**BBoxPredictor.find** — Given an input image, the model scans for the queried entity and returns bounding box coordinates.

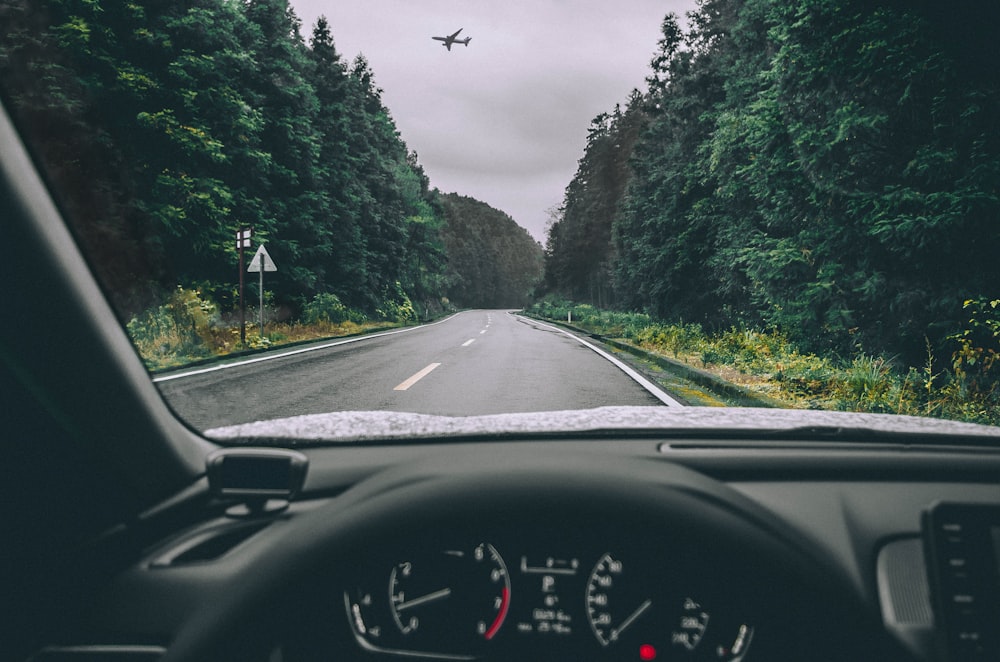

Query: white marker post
[236,227,252,344]
[247,244,277,340]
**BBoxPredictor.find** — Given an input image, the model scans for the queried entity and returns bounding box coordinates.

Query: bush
[632,323,703,358]
[376,283,417,323]
[303,293,347,325]
[835,354,895,412]
[301,293,369,325]
[942,299,1000,424]
[126,286,219,366]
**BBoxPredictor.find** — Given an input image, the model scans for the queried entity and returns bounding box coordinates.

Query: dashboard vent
[876,537,935,661]
[150,520,268,568]
[878,538,933,626]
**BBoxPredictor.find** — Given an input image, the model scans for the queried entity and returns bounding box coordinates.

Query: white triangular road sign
[247,244,277,272]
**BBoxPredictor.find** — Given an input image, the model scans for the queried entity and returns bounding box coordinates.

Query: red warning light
[639,644,657,660]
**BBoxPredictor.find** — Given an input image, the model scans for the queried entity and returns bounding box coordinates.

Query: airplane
[432,28,471,51]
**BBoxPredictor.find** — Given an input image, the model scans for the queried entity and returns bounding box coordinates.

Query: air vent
[876,537,935,660]
[150,520,268,568]
[26,645,165,661]
[878,537,933,626]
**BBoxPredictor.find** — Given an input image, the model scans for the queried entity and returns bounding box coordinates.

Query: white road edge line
[462,339,476,347]
[394,363,441,391]
[153,312,463,383]
[514,315,685,407]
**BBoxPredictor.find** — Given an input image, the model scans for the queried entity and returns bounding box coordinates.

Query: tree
[441,194,543,308]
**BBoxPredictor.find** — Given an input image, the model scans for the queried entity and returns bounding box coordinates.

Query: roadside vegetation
[127,287,423,371]
[528,299,1000,426]
[537,0,998,426]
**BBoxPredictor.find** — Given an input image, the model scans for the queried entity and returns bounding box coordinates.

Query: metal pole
[239,230,246,345]
[259,266,264,340]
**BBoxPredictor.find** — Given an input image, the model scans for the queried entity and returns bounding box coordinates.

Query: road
[155,310,680,430]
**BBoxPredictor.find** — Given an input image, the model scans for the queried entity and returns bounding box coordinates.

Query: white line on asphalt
[394,363,441,391]
[480,330,487,334]
[514,315,685,407]
[153,313,462,383]
[462,339,476,347]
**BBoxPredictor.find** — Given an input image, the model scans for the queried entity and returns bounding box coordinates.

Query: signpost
[236,227,252,344]
[247,244,277,340]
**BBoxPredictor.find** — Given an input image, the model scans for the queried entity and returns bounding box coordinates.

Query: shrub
[376,283,417,323]
[835,354,895,412]
[303,293,350,325]
[126,286,219,366]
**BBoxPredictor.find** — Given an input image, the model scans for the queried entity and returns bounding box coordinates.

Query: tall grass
[527,298,1000,426]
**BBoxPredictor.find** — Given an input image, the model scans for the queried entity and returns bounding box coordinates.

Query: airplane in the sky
[432,28,471,51]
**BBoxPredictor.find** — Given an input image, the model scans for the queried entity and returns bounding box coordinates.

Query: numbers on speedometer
[586,553,655,647]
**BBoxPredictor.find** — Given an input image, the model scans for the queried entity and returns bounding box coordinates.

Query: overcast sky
[288,1,698,242]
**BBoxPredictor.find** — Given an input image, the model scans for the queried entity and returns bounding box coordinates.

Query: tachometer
[388,542,511,643]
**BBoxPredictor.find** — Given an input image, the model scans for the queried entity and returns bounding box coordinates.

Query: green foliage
[635,324,703,359]
[543,96,646,307]
[835,355,895,413]
[376,283,417,324]
[0,0,543,325]
[951,300,1000,377]
[126,287,218,367]
[543,0,1000,373]
[530,299,999,425]
[439,194,544,308]
[301,293,367,325]
[943,299,1000,422]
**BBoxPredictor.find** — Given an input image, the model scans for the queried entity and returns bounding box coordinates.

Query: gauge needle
[610,599,652,641]
[395,588,452,612]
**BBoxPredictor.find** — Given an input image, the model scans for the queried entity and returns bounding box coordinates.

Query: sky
[289,1,698,243]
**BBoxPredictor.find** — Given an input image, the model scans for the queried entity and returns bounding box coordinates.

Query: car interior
[4,16,1000,662]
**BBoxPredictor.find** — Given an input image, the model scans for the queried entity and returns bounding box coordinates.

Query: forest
[543,0,1000,370]
[0,0,542,329]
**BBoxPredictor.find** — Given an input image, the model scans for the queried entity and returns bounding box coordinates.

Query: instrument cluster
[344,538,755,661]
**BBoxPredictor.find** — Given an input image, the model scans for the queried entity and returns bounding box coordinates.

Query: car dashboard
[20,437,1000,662]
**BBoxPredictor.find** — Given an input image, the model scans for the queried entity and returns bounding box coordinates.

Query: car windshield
[2,0,998,441]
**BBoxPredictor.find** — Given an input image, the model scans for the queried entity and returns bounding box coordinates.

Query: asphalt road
[155,310,680,430]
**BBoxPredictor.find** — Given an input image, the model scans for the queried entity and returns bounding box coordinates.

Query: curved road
[155,311,680,430]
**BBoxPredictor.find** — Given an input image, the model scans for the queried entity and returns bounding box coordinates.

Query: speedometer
[586,553,654,647]
[585,552,754,661]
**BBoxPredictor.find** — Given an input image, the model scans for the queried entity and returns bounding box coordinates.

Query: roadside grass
[527,299,1000,426]
[127,287,407,372]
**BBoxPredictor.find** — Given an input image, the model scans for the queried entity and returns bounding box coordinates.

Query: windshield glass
[2,0,998,439]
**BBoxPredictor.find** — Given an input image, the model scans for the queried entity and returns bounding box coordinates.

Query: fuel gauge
[712,622,754,661]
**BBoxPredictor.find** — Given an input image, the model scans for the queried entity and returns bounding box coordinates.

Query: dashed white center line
[480,330,487,334]
[462,339,476,347]
[394,363,441,391]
